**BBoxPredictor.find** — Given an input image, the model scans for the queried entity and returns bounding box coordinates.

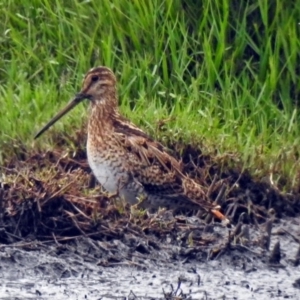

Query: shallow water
[0,217,299,299]
[1,263,299,299]
[0,248,299,299]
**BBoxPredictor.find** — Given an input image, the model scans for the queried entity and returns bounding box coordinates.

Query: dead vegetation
[0,137,299,250]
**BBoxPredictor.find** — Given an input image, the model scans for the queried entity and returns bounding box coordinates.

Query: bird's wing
[111,115,228,221]
[113,118,208,204]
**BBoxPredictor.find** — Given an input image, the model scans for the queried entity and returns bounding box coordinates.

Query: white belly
[88,154,122,192]
[87,151,139,204]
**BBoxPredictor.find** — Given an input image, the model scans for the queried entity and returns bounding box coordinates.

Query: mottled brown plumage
[35,66,228,222]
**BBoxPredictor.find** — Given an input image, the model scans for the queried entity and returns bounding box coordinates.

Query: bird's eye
[91,75,99,82]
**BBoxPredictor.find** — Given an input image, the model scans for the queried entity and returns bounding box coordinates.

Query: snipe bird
[35,66,228,222]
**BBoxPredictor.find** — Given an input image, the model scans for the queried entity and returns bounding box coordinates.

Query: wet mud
[0,144,300,299]
[0,218,299,299]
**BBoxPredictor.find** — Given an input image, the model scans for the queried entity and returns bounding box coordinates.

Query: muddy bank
[0,145,300,298]
[1,256,299,299]
[0,216,299,299]
[1,146,299,241]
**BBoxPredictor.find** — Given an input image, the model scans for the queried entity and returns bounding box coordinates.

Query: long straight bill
[34,94,86,139]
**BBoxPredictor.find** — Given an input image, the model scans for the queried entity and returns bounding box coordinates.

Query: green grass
[1,0,300,190]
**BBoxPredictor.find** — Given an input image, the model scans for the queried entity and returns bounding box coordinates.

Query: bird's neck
[87,98,118,138]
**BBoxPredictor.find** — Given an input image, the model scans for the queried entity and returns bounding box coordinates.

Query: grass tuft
[1,0,300,190]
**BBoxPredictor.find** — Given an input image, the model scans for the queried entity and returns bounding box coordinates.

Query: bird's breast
[87,145,124,192]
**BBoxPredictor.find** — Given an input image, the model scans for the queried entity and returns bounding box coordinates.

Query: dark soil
[0,141,300,299]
